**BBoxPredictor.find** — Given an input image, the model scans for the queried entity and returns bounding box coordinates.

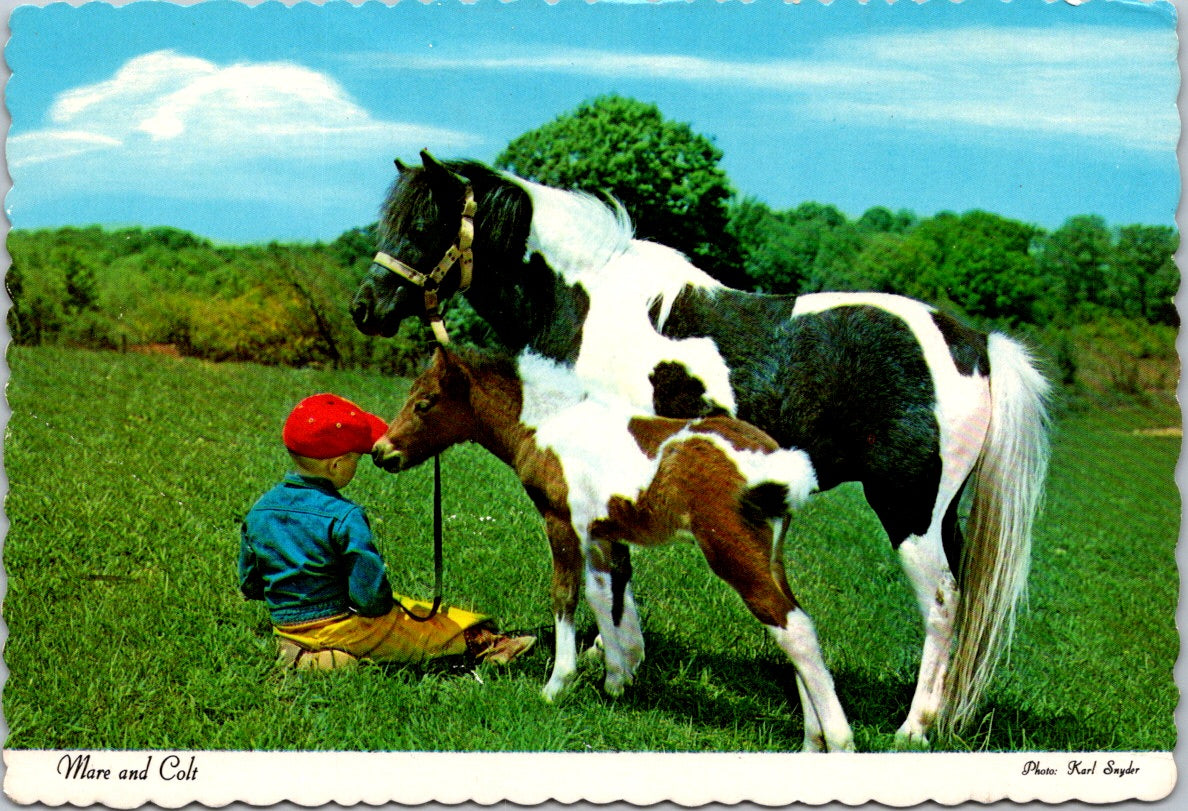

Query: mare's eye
[410,216,434,238]
[413,398,434,414]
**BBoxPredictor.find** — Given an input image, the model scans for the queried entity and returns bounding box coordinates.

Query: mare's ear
[421,149,465,191]
[395,157,411,173]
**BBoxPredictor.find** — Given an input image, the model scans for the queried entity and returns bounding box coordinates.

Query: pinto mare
[352,151,1051,744]
[374,347,855,752]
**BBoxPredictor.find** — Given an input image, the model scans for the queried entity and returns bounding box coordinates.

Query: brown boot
[465,625,536,665]
[478,634,536,665]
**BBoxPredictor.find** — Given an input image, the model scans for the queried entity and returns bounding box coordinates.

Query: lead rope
[396,441,446,623]
[374,191,475,622]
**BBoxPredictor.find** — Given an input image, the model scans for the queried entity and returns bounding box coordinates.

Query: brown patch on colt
[593,425,799,628]
[689,416,781,454]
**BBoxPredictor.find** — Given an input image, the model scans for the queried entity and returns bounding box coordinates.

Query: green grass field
[3,345,1179,752]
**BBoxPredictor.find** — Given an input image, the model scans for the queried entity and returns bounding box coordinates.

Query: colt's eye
[413,398,434,414]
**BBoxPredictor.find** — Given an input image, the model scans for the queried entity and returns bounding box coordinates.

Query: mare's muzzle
[350,268,420,337]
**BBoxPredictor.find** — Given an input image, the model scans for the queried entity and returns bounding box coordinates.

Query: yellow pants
[274,595,490,665]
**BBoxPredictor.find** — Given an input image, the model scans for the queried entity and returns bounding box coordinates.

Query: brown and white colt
[373,347,854,752]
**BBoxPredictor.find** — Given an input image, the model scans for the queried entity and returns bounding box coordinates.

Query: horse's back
[655,287,994,503]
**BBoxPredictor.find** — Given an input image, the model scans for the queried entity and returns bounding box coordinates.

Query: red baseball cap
[282,393,389,459]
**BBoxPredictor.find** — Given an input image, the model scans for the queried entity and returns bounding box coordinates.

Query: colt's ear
[395,157,411,173]
[429,345,450,376]
[421,149,465,190]
[434,347,470,398]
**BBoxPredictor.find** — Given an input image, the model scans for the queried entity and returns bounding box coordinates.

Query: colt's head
[372,347,475,472]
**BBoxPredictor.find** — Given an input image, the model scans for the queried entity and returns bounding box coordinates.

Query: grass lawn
[3,345,1179,752]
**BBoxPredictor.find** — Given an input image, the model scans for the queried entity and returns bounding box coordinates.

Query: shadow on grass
[565,629,1121,753]
[257,618,1119,753]
[954,699,1122,753]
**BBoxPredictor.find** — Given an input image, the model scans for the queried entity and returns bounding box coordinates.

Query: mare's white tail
[940,333,1051,736]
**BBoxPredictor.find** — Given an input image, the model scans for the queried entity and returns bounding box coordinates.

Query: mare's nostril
[351,297,370,328]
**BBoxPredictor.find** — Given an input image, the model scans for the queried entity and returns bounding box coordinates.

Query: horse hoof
[603,673,632,697]
[893,726,931,751]
[581,642,605,663]
[542,674,573,703]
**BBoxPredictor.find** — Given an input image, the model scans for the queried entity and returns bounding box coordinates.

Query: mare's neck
[466,177,618,363]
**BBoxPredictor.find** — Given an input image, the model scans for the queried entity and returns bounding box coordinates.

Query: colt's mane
[437,346,524,417]
[444,345,518,386]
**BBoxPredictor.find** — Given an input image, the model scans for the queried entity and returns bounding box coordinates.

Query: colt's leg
[768,609,854,752]
[542,514,583,702]
[584,538,644,696]
[695,514,854,753]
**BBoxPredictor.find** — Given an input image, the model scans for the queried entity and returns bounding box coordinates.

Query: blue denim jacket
[239,473,394,625]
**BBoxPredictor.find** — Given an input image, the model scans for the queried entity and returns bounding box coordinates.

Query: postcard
[2,0,1180,806]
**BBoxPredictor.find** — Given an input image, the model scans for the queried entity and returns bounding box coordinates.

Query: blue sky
[5,0,1180,245]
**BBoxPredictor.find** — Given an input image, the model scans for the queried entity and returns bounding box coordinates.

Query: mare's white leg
[543,614,578,702]
[770,609,854,752]
[895,373,990,746]
[895,531,958,747]
[616,582,644,672]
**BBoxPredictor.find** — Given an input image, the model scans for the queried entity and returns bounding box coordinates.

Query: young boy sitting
[239,393,534,671]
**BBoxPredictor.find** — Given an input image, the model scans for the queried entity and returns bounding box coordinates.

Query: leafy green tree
[872,211,1044,324]
[857,206,917,235]
[331,224,378,276]
[783,203,865,293]
[1111,224,1179,325]
[849,231,919,294]
[1037,215,1112,317]
[61,253,97,313]
[497,94,746,287]
[727,197,806,292]
[728,198,875,293]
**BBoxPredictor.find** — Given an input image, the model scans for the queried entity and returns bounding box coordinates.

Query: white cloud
[354,48,925,91]
[9,50,480,198]
[7,130,122,167]
[355,23,1177,153]
[808,26,1180,153]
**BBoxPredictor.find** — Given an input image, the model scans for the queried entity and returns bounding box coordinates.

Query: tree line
[7,95,1178,395]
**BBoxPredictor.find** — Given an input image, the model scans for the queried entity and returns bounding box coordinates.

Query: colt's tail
[738,447,818,528]
[940,333,1051,737]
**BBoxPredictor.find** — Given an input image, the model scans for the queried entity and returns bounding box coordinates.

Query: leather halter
[371,188,476,345]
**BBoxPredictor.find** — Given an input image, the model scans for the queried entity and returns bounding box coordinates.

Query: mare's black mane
[378,159,591,362]
[378,160,534,269]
